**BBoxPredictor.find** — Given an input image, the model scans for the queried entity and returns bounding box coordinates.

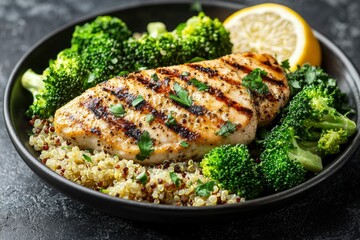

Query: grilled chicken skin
[54,52,289,164]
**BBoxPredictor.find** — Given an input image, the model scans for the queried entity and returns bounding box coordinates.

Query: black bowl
[4,0,360,223]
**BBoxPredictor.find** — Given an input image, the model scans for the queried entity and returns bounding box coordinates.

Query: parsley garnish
[216,121,237,137]
[189,78,209,91]
[146,113,155,123]
[136,171,148,185]
[181,71,190,77]
[187,57,206,63]
[151,73,159,81]
[110,103,126,117]
[180,141,189,147]
[82,154,92,163]
[166,111,176,126]
[131,95,144,107]
[136,131,154,161]
[281,59,290,72]
[169,172,180,187]
[305,67,316,85]
[242,68,269,94]
[195,180,216,197]
[169,83,193,107]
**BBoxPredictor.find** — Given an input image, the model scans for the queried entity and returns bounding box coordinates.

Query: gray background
[1,0,360,239]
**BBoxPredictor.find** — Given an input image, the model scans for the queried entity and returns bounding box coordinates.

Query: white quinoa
[29,117,244,206]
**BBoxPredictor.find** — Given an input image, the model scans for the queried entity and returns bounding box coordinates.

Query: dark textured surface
[1,0,360,239]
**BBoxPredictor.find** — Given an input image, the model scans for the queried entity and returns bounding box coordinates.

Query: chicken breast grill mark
[54,52,289,164]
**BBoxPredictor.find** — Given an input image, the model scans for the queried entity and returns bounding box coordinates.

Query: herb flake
[195,180,216,197]
[216,121,237,137]
[82,154,92,163]
[110,103,126,117]
[136,171,148,185]
[180,141,189,147]
[242,68,269,94]
[281,59,290,72]
[151,73,159,81]
[169,83,193,107]
[131,95,144,107]
[136,131,154,161]
[189,78,209,91]
[146,113,155,123]
[181,71,190,77]
[166,111,176,126]
[169,172,180,187]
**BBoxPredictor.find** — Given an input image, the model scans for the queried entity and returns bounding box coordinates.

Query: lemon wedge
[223,3,321,71]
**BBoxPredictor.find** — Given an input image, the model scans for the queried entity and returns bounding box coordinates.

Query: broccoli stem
[304,114,356,136]
[21,69,45,98]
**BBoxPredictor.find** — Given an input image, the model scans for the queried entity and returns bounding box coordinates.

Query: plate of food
[4,0,360,223]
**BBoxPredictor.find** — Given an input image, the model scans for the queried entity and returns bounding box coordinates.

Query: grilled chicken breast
[54,52,289,164]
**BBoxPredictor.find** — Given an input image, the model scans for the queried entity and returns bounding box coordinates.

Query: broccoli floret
[122,32,181,71]
[200,144,263,200]
[81,36,124,88]
[71,16,132,52]
[175,12,232,61]
[317,129,349,156]
[122,12,232,71]
[259,125,322,192]
[260,84,356,192]
[283,85,356,142]
[23,48,87,118]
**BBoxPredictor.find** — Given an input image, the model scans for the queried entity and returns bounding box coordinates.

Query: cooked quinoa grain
[29,117,244,206]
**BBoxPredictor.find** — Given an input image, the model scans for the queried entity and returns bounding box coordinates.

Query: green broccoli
[259,125,322,192]
[22,48,87,118]
[80,36,124,88]
[200,144,263,200]
[71,16,132,52]
[283,84,356,143]
[317,129,349,155]
[121,32,182,71]
[260,84,356,192]
[122,12,232,70]
[175,12,233,62]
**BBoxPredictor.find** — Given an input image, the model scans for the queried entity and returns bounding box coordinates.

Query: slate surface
[1,0,360,239]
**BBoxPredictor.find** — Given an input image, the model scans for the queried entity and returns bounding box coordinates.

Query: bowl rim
[4,0,360,217]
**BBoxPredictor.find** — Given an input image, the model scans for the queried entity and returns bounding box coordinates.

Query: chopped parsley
[169,83,193,107]
[181,71,190,77]
[136,171,148,185]
[242,68,269,94]
[216,121,237,137]
[180,141,189,147]
[166,111,176,125]
[195,180,216,197]
[189,78,209,91]
[169,172,180,187]
[136,131,154,161]
[187,57,206,63]
[109,103,126,117]
[281,59,290,72]
[131,95,144,107]
[151,73,159,81]
[82,154,92,163]
[146,113,155,123]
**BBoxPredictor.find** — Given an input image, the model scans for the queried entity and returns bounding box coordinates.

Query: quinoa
[29,117,244,206]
